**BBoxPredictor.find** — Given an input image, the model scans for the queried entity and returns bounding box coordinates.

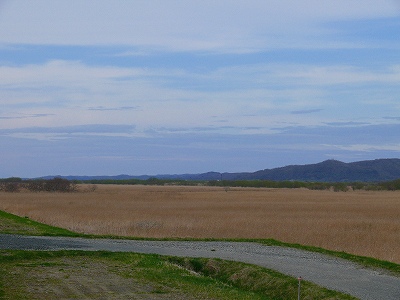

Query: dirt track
[1,234,400,300]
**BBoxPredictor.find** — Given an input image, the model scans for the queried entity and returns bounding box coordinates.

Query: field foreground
[0,185,399,263]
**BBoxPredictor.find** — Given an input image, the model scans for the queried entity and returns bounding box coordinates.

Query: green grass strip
[0,210,82,237]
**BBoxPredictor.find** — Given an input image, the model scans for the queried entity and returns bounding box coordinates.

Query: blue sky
[1,1,400,177]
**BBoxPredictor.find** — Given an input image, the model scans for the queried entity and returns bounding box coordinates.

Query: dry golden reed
[1,185,399,263]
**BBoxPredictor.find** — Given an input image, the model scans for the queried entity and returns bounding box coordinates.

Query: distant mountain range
[40,158,400,182]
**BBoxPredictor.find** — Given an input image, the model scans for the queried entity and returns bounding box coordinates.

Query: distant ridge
[231,159,400,182]
[39,158,400,182]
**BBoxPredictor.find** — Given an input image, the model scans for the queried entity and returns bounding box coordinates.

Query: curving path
[1,234,399,300]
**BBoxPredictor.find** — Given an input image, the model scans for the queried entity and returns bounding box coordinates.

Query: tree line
[1,177,400,192]
[206,179,400,191]
[82,178,400,191]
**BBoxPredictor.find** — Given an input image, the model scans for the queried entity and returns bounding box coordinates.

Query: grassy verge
[0,210,82,237]
[168,256,357,300]
[0,250,356,299]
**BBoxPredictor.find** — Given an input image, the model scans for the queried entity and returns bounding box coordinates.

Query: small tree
[25,180,46,192]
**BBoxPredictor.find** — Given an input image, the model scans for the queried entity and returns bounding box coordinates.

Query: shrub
[44,177,76,192]
[3,182,21,192]
[25,180,46,192]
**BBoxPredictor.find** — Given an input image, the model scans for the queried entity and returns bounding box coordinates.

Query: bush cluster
[0,177,77,193]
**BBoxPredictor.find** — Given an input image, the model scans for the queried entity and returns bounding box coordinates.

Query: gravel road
[1,234,399,300]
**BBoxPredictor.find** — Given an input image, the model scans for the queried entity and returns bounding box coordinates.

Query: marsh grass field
[0,184,399,263]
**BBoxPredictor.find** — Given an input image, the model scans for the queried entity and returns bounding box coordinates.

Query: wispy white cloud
[271,65,400,86]
[1,1,398,52]
[1,59,399,133]
[88,106,140,111]
[325,143,400,152]
[291,109,323,115]
[0,60,139,87]
[324,121,370,126]
[384,116,400,121]
[0,124,138,141]
[0,113,54,120]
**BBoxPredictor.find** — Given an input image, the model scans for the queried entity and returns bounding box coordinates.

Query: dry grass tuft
[0,184,399,263]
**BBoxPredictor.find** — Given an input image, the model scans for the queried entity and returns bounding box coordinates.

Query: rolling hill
[40,158,400,182]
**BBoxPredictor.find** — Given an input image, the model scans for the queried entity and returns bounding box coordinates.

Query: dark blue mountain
[38,158,400,182]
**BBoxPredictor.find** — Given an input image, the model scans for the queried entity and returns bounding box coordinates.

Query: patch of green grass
[169,256,357,300]
[0,250,356,300]
[0,210,81,237]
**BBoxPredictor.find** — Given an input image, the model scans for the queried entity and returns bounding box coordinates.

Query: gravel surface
[1,234,399,300]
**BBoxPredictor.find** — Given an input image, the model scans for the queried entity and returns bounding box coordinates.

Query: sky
[1,0,400,178]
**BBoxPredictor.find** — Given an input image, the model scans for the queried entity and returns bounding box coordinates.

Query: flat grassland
[0,185,399,263]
